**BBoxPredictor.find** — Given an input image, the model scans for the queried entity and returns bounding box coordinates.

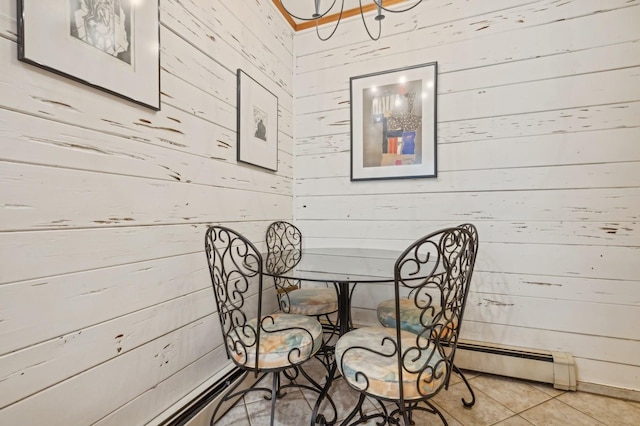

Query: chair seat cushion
[335,327,447,400]
[377,299,429,335]
[287,288,338,316]
[377,299,457,338]
[229,313,322,369]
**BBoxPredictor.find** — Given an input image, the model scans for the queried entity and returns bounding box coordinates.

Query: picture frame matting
[350,62,438,181]
[237,69,279,172]
[17,0,161,110]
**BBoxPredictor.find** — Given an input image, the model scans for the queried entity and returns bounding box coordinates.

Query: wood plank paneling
[0,315,221,425]
[294,162,640,192]
[295,66,640,126]
[94,347,228,426]
[295,0,638,66]
[295,188,640,222]
[0,109,292,194]
[0,223,270,285]
[0,0,294,423]
[0,288,212,409]
[293,0,640,393]
[299,220,640,247]
[0,162,290,230]
[0,254,208,353]
[295,9,640,94]
[296,100,640,140]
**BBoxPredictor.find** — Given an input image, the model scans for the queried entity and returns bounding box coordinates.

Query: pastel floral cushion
[377,299,457,338]
[285,288,338,316]
[228,313,322,369]
[335,327,447,400]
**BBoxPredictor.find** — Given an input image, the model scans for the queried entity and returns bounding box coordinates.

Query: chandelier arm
[373,0,424,13]
[315,1,346,41]
[278,0,339,21]
[360,0,382,40]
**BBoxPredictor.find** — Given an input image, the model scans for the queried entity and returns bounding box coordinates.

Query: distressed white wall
[0,0,292,424]
[293,0,640,393]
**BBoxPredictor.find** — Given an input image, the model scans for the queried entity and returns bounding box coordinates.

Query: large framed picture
[350,62,437,181]
[237,69,278,171]
[17,0,161,110]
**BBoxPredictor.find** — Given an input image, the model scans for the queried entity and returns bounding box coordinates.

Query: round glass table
[263,247,404,336]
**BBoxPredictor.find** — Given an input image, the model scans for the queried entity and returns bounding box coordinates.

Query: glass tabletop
[263,247,404,283]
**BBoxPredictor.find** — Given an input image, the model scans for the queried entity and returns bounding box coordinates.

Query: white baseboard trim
[577,381,640,403]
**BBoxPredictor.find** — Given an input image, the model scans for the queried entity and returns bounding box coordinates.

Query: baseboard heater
[453,339,577,391]
[159,368,258,426]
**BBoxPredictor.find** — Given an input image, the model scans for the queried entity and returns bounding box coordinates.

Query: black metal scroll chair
[335,226,477,425]
[375,223,479,408]
[265,221,340,345]
[205,226,331,426]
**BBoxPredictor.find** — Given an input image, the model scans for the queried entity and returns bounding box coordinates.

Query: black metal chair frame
[205,226,336,426]
[443,222,479,408]
[337,226,477,426]
[265,221,341,350]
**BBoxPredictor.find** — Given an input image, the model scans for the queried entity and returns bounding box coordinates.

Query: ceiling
[272,0,412,31]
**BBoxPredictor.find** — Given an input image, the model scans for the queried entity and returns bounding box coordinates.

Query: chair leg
[265,371,286,400]
[269,372,278,426]
[453,364,476,408]
[305,361,338,425]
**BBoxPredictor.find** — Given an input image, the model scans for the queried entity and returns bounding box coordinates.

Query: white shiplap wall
[293,0,640,393]
[0,0,292,424]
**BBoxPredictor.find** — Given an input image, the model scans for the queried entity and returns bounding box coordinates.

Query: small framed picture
[237,69,278,171]
[350,62,438,181]
[17,0,161,110]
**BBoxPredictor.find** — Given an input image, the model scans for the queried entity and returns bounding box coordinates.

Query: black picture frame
[237,69,278,171]
[17,0,161,110]
[350,62,438,181]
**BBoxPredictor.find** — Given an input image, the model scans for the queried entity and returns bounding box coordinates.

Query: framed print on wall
[350,62,437,181]
[237,69,278,171]
[17,0,161,111]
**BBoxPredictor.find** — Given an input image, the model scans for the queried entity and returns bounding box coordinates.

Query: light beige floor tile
[529,382,566,398]
[557,391,640,426]
[627,399,640,409]
[242,372,274,405]
[297,356,331,387]
[492,414,535,426]
[413,400,464,426]
[215,404,251,426]
[520,398,604,426]
[345,398,463,426]
[433,381,515,425]
[471,375,553,413]
[224,370,640,426]
[302,376,376,423]
[447,369,482,387]
[246,389,313,426]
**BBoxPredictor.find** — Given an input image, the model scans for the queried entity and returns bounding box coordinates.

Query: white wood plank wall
[293,0,640,393]
[0,0,293,424]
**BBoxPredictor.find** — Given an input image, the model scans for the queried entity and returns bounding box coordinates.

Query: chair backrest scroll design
[265,221,303,313]
[393,226,476,409]
[205,226,264,372]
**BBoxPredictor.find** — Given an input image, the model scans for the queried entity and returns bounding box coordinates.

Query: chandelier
[278,0,424,41]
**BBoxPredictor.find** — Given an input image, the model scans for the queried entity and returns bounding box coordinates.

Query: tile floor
[216,358,640,425]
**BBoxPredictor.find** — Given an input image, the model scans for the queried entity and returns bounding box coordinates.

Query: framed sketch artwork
[17,0,161,110]
[350,62,437,181]
[237,69,278,171]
